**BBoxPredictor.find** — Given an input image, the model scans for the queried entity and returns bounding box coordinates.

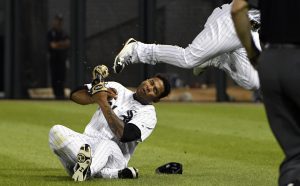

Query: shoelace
[123,55,133,66]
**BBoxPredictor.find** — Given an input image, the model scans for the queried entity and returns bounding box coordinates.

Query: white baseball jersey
[84,81,157,162]
[49,81,157,178]
[131,3,260,90]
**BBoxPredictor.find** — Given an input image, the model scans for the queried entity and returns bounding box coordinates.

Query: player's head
[136,74,171,103]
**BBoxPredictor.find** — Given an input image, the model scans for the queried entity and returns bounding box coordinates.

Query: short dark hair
[155,74,171,99]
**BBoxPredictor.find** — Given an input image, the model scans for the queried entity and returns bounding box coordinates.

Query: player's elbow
[70,87,94,105]
[231,0,248,16]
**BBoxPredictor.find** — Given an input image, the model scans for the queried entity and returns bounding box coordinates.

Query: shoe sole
[113,38,137,73]
[72,144,92,181]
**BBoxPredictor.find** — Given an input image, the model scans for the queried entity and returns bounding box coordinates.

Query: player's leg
[49,125,90,176]
[113,3,241,73]
[89,139,125,178]
[89,140,138,179]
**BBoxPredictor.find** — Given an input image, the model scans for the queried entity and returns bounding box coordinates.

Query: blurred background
[0,0,258,102]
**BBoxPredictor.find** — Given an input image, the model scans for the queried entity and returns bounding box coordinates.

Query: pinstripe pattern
[91,140,126,178]
[211,48,260,90]
[132,3,261,90]
[49,81,157,179]
[135,3,240,68]
[49,125,93,176]
[84,81,156,163]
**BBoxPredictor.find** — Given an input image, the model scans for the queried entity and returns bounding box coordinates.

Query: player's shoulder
[138,104,156,115]
[107,81,133,95]
[106,81,126,89]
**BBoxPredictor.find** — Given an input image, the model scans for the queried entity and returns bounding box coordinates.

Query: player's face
[136,77,165,103]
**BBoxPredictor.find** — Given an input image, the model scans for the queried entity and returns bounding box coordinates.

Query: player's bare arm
[232,0,260,65]
[71,87,117,105]
[92,92,125,139]
[70,88,94,105]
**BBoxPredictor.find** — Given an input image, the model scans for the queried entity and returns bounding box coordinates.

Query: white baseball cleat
[118,167,139,179]
[113,38,137,73]
[72,144,92,181]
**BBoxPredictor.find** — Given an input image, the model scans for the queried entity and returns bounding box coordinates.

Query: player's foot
[113,38,137,73]
[118,167,139,179]
[72,144,92,181]
[193,56,222,76]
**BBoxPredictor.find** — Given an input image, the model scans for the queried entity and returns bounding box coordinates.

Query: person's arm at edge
[231,0,260,65]
[91,92,124,139]
[70,86,95,105]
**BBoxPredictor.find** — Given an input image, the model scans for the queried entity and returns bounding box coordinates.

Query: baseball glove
[92,65,109,81]
[90,65,109,95]
[155,162,183,174]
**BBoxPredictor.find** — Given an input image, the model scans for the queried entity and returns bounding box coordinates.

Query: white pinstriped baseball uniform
[130,3,261,90]
[49,81,157,179]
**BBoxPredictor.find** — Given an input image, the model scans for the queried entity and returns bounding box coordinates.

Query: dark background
[0,0,233,99]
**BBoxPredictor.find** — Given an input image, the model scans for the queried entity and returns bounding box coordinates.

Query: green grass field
[0,100,282,186]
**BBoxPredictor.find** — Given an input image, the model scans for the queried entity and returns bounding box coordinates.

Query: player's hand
[107,88,118,101]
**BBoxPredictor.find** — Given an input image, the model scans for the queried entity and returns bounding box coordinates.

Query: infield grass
[0,100,282,186]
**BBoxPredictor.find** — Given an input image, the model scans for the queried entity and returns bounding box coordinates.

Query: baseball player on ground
[113,2,261,90]
[49,65,171,181]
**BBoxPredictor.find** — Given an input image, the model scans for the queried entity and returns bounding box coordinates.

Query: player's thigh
[186,24,241,63]
[49,125,90,156]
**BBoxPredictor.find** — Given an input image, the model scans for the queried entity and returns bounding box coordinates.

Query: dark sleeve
[248,0,259,9]
[120,123,141,142]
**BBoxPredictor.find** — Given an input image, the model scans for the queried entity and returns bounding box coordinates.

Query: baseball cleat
[113,38,137,73]
[118,167,139,179]
[72,144,92,181]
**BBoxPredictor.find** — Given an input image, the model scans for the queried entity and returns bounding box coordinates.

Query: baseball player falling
[49,65,171,181]
[113,2,261,91]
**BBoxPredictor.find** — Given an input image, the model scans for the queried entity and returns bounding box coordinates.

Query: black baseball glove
[155,162,183,174]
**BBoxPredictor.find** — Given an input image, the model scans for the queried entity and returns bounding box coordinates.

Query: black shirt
[249,0,300,44]
[47,28,69,53]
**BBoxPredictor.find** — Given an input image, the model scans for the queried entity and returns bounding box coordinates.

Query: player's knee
[49,125,65,148]
[49,125,64,137]
[183,47,204,68]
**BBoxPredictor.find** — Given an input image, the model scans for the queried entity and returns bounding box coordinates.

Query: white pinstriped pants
[133,3,259,90]
[49,125,126,179]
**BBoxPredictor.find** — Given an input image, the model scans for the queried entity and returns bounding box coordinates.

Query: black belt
[264,43,300,49]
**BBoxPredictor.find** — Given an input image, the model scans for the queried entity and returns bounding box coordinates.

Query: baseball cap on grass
[155,162,183,174]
